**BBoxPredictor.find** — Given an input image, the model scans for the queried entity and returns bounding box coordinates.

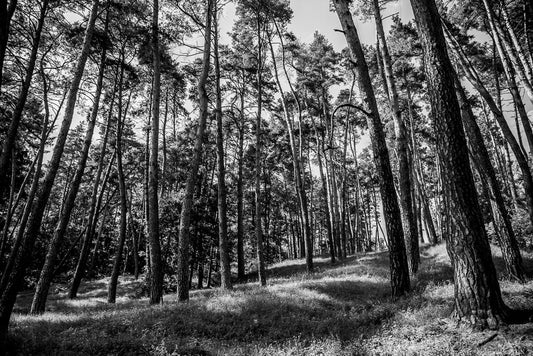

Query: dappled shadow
[7,278,395,355]
[13,277,146,315]
[7,243,533,355]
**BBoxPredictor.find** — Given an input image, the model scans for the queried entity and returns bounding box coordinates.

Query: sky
[218,0,415,49]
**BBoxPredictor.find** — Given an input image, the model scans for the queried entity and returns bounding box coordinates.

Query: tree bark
[0,0,48,200]
[454,74,524,282]
[147,0,164,305]
[444,24,533,231]
[373,0,418,274]
[267,26,313,272]
[0,0,100,344]
[410,0,510,328]
[334,0,410,296]
[176,0,213,301]
[30,21,108,313]
[254,9,267,287]
[108,55,128,304]
[213,6,232,290]
[0,0,17,89]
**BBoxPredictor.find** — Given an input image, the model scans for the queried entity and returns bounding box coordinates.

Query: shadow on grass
[7,243,533,355]
[7,278,396,355]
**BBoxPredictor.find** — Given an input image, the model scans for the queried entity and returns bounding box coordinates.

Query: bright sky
[219,0,415,49]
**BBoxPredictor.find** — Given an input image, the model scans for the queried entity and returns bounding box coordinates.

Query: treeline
[0,0,532,344]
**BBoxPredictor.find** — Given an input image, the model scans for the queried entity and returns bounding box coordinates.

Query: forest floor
[5,244,533,355]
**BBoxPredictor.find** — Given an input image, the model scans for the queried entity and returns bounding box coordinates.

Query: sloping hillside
[6,244,533,355]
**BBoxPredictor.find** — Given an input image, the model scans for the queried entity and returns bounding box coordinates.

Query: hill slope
[6,244,533,355]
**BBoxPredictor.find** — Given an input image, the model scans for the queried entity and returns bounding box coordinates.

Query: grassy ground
[5,244,533,355]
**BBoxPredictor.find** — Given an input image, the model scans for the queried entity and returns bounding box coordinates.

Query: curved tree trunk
[411,0,510,328]
[30,25,108,313]
[334,0,410,297]
[176,0,213,301]
[444,24,533,232]
[108,55,128,304]
[0,0,17,90]
[454,74,524,282]
[373,0,418,274]
[0,0,48,200]
[68,71,117,299]
[147,0,163,305]
[213,6,232,290]
[254,9,267,287]
[0,0,100,344]
[267,26,313,272]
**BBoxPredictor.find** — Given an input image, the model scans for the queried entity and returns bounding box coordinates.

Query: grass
[5,244,533,355]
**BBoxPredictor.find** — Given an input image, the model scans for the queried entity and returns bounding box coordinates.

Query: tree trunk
[267,27,313,272]
[30,23,108,313]
[236,123,245,281]
[176,0,213,301]
[147,0,164,305]
[68,79,117,299]
[410,0,510,328]
[444,24,533,231]
[334,0,410,296]
[311,115,335,263]
[254,10,267,287]
[0,0,16,89]
[454,74,524,282]
[213,7,232,290]
[0,0,100,344]
[0,0,47,199]
[373,0,418,274]
[108,56,128,304]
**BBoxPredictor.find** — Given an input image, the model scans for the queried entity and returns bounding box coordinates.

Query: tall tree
[333,0,410,296]
[0,0,100,344]
[148,0,164,305]
[213,1,232,290]
[410,0,510,327]
[0,0,16,89]
[176,0,213,301]
[0,0,48,201]
[30,11,109,314]
[372,0,418,274]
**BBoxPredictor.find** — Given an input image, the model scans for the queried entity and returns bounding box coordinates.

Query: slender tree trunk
[311,115,335,263]
[444,24,533,230]
[411,0,511,327]
[0,0,48,199]
[108,56,128,304]
[526,0,533,62]
[454,74,524,281]
[213,6,232,290]
[267,28,313,271]
[0,0,100,344]
[482,0,533,100]
[30,23,108,313]
[88,204,109,276]
[177,0,213,301]
[236,124,245,281]
[334,0,410,296]
[69,74,117,299]
[0,67,54,268]
[254,10,266,287]
[148,0,163,305]
[373,0,418,274]
[0,0,17,89]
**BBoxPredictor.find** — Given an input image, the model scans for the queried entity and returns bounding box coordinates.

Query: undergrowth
[6,244,533,355]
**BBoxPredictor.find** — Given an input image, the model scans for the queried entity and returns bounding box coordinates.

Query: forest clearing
[5,244,533,355]
[2,0,533,354]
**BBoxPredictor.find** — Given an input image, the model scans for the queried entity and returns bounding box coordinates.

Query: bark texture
[334,0,410,296]
[410,0,509,328]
